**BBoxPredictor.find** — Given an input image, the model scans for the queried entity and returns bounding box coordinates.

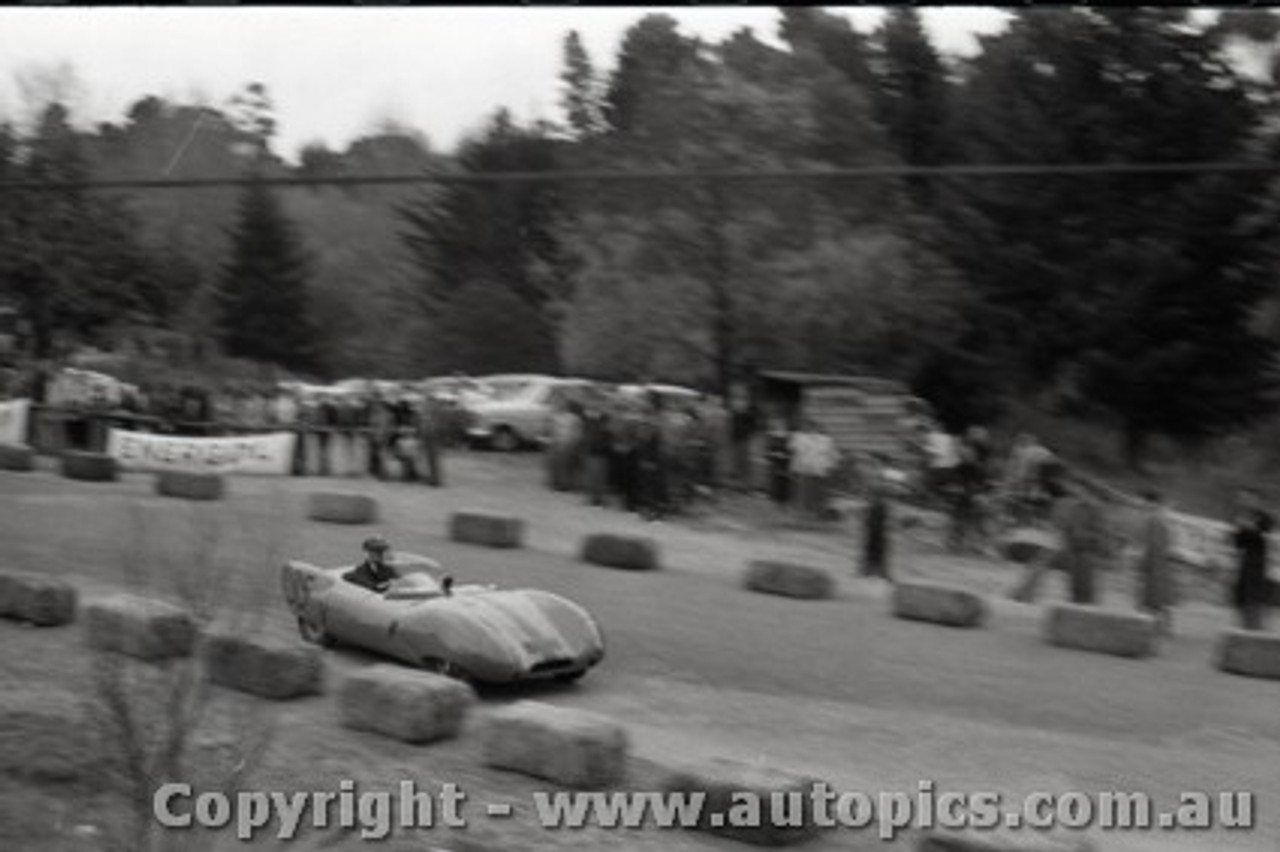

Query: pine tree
[560,31,606,139]
[398,110,565,374]
[603,14,701,134]
[0,103,160,358]
[869,9,952,168]
[219,178,320,374]
[943,9,1280,461]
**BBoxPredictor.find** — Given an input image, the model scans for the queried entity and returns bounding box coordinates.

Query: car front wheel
[420,656,473,684]
[490,426,520,453]
[297,616,336,648]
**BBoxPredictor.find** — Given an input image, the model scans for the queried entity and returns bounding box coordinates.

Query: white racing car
[280,552,604,684]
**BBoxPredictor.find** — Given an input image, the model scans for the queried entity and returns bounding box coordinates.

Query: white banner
[0,398,30,445]
[106,428,296,476]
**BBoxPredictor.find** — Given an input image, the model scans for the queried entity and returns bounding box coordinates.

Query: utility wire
[0,160,1279,193]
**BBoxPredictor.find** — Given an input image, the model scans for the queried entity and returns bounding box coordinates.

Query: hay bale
[659,757,829,846]
[338,665,475,744]
[0,571,77,626]
[1217,629,1280,681]
[744,561,835,601]
[202,632,324,699]
[892,581,988,628]
[0,443,35,472]
[83,595,196,660]
[155,470,226,501]
[1044,604,1158,659]
[60,451,118,483]
[0,706,105,785]
[580,534,660,571]
[917,827,1096,852]
[999,528,1061,564]
[307,492,379,525]
[482,701,628,788]
[449,511,525,549]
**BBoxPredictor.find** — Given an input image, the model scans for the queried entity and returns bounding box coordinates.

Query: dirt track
[0,454,1276,851]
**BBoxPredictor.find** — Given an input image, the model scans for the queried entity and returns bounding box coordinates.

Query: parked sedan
[465,375,595,451]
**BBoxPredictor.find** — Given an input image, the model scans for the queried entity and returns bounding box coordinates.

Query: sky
[0,6,1010,160]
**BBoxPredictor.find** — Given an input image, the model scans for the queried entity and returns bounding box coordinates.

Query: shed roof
[758,371,909,395]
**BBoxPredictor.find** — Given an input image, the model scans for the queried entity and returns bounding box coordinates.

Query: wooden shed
[756,371,934,467]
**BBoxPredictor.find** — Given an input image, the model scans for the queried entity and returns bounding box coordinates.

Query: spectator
[1231,489,1274,631]
[316,392,339,477]
[924,426,960,506]
[295,393,319,476]
[965,425,995,481]
[331,393,358,477]
[417,393,444,487]
[1135,490,1177,635]
[728,381,758,489]
[548,399,582,492]
[245,386,268,431]
[947,440,985,554]
[212,384,237,432]
[177,384,209,436]
[1053,484,1108,605]
[765,413,792,507]
[368,392,395,480]
[685,404,714,502]
[861,460,893,579]
[790,419,836,520]
[272,387,298,430]
[580,401,612,507]
[391,394,419,482]
[1004,433,1055,521]
[662,400,694,514]
[636,396,668,521]
[609,398,641,513]
[700,395,729,495]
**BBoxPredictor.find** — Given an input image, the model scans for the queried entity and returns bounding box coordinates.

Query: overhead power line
[1,160,1279,193]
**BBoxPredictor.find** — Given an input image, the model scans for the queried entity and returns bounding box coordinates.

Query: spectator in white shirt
[790,419,838,520]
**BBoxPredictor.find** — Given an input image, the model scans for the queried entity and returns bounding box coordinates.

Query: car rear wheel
[490,426,520,453]
[297,616,336,648]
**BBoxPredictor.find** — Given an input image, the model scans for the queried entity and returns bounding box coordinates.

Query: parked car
[617,382,704,409]
[421,375,493,409]
[280,551,605,684]
[465,375,596,451]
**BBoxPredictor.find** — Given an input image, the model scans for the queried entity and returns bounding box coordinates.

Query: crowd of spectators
[545,391,731,521]
[922,427,1069,554]
[545,391,853,524]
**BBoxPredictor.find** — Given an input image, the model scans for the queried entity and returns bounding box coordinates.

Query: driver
[344,536,398,592]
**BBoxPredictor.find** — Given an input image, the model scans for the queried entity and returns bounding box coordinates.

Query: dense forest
[4,8,1280,465]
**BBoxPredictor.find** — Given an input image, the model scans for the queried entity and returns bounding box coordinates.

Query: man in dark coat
[861,463,892,579]
[765,415,792,506]
[1053,487,1107,605]
[581,403,612,507]
[1135,490,1176,634]
[417,395,444,487]
[636,397,668,521]
[1231,489,1274,631]
[343,536,397,593]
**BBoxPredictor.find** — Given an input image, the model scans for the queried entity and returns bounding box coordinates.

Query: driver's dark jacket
[343,558,396,592]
